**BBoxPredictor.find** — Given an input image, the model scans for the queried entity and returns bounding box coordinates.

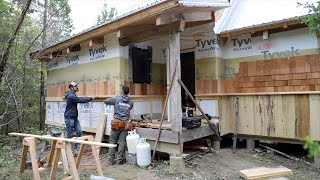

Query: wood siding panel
[309,95,320,140]
[238,96,255,135]
[295,95,310,138]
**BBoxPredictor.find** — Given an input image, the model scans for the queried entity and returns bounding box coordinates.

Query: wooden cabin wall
[121,38,168,96]
[218,94,320,141]
[196,54,320,94]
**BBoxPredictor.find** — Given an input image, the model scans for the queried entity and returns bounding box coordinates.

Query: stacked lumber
[239,166,292,180]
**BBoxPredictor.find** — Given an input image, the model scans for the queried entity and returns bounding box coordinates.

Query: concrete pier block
[212,140,220,151]
[246,139,255,151]
[170,155,185,171]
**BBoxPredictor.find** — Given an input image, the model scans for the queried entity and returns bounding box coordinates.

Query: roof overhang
[33,0,230,60]
[217,17,306,39]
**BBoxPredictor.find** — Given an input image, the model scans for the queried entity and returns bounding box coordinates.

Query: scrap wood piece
[239,166,292,180]
[8,132,116,148]
[184,148,213,162]
[95,113,106,155]
[259,144,311,165]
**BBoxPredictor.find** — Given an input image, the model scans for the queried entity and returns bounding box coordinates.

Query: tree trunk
[0,0,33,81]
[40,0,48,130]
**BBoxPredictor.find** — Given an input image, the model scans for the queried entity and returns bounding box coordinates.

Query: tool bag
[111,119,133,131]
[182,116,201,129]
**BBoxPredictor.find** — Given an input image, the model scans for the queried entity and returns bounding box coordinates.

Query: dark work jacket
[64,91,92,119]
[104,94,133,121]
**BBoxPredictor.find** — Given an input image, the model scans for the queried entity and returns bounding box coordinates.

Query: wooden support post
[169,30,182,133]
[19,137,40,180]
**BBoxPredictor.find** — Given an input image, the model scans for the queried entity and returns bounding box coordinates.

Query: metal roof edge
[216,15,308,35]
[178,0,230,8]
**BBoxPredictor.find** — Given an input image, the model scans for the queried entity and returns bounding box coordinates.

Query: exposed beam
[119,20,185,46]
[39,0,179,55]
[92,36,104,44]
[156,12,212,25]
[117,25,155,38]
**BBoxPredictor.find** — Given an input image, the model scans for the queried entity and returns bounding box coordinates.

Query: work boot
[108,158,116,165]
[117,159,126,165]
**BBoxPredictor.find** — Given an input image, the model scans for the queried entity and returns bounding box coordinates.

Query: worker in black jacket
[64,81,94,150]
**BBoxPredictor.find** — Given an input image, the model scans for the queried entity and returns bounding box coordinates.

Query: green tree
[298,1,320,35]
[96,2,117,25]
[304,137,320,158]
[298,1,320,158]
[0,0,74,133]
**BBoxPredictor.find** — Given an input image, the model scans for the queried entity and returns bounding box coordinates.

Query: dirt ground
[1,139,320,180]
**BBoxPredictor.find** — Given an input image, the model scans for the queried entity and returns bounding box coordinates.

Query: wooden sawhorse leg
[46,136,69,172]
[50,141,80,180]
[75,135,103,176]
[19,137,40,180]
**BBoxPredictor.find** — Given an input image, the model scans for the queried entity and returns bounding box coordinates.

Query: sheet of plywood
[253,96,265,136]
[283,95,296,139]
[238,96,254,135]
[253,95,275,136]
[295,95,310,138]
[218,96,233,135]
[274,95,285,138]
[309,95,320,140]
[239,166,292,180]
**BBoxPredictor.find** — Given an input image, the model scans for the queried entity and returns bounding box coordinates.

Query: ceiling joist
[156,12,212,26]
[117,25,155,38]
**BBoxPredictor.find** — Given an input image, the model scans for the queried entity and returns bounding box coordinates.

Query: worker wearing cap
[64,81,94,150]
[105,85,133,165]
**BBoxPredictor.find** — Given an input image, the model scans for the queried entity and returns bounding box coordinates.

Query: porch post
[169,30,182,133]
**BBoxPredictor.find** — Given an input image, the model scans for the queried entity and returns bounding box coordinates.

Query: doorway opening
[180,52,195,110]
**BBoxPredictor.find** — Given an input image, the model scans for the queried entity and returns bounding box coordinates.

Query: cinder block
[246,139,255,151]
[170,155,185,171]
[125,152,137,165]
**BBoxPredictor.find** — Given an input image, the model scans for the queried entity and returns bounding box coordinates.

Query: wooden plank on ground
[239,166,292,180]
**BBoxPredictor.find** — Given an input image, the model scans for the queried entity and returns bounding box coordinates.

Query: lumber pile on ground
[239,166,292,180]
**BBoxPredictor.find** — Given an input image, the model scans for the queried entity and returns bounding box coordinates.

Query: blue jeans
[65,118,82,149]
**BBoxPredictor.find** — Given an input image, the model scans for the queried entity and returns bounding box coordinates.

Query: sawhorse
[48,135,103,180]
[19,137,40,180]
